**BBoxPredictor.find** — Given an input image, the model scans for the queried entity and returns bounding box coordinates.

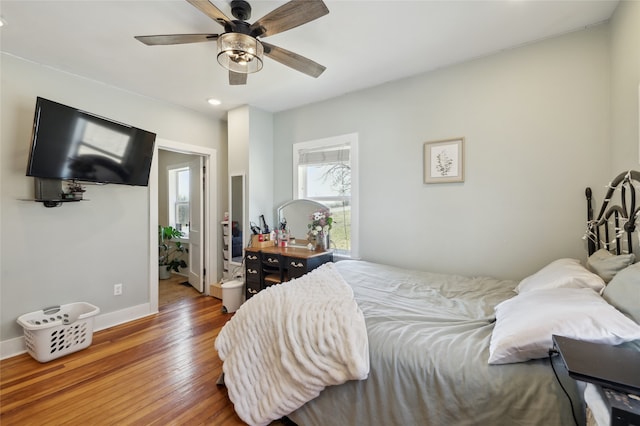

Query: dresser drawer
[246,266,261,283]
[246,280,261,299]
[262,253,281,268]
[245,252,260,267]
[245,251,261,285]
[287,258,308,279]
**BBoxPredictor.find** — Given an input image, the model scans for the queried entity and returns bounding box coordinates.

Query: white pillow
[515,258,605,294]
[488,288,640,365]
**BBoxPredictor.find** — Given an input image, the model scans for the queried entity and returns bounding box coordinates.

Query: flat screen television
[26,97,156,186]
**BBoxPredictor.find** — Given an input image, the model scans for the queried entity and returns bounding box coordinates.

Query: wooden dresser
[244,245,333,300]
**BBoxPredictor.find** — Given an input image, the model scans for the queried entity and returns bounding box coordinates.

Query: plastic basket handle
[43,306,61,315]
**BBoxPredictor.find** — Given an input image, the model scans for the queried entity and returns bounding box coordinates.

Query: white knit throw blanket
[215,263,370,426]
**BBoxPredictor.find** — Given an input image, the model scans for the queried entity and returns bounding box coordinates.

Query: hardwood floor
[159,274,203,308]
[0,278,248,425]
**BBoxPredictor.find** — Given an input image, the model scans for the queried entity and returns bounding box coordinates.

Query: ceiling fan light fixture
[217,32,263,74]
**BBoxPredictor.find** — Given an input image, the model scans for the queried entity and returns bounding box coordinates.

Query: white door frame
[149,138,217,314]
[188,156,204,292]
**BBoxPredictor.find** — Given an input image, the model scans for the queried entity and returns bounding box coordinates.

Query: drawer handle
[248,255,258,260]
[267,258,279,264]
[248,269,258,274]
[290,261,304,268]
[248,288,258,294]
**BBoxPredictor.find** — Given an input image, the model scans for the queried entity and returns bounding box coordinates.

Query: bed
[216,171,640,426]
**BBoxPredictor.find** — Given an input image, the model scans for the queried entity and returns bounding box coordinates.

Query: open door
[188,157,204,293]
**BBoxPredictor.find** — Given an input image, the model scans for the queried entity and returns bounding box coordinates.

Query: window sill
[333,253,358,262]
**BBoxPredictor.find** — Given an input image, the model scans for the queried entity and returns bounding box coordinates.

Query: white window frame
[293,133,359,259]
[167,164,190,240]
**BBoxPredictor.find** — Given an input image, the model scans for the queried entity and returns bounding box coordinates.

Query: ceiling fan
[135,0,329,85]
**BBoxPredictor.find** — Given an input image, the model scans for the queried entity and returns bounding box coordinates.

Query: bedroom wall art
[423,137,465,184]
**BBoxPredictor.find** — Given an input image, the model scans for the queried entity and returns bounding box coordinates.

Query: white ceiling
[0,0,619,119]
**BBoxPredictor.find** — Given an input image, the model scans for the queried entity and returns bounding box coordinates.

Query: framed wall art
[423,137,465,184]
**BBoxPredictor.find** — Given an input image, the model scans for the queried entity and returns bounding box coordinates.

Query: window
[168,166,190,238]
[293,133,358,257]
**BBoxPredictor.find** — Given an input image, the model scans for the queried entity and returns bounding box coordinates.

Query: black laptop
[552,335,640,396]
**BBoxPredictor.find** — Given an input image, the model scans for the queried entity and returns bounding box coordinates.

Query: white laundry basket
[17,302,100,363]
[221,280,244,313]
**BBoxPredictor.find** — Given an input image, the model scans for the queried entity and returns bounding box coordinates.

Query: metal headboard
[585,170,640,256]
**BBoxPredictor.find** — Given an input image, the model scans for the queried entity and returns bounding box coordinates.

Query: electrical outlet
[114,283,123,296]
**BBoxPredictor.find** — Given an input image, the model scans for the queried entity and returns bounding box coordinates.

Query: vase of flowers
[307,209,332,251]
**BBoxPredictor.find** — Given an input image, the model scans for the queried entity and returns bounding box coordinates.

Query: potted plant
[159,225,187,280]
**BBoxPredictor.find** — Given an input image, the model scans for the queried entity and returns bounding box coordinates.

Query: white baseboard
[0,336,25,360]
[93,303,156,332]
[0,303,157,360]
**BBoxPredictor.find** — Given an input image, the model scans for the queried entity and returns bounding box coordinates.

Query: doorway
[157,150,204,305]
[148,138,217,314]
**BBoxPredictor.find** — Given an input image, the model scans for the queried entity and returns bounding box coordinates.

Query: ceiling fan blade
[229,71,247,85]
[250,0,329,38]
[186,0,234,29]
[262,42,326,78]
[135,34,218,46]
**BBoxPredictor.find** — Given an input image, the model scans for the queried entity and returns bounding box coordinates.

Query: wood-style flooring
[159,274,203,308]
[0,276,251,425]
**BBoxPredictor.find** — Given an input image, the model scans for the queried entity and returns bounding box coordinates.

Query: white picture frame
[424,137,465,184]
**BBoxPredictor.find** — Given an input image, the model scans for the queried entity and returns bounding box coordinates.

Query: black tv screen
[26,97,156,186]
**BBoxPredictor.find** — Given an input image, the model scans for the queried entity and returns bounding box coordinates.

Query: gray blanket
[288,260,582,426]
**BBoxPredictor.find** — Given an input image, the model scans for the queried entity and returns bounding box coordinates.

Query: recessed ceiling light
[207,98,221,106]
[0,17,6,27]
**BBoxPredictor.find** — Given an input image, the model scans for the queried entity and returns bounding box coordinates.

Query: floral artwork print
[430,144,458,177]
[435,150,454,176]
[424,138,464,184]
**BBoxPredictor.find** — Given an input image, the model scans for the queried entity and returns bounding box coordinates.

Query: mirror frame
[277,199,329,244]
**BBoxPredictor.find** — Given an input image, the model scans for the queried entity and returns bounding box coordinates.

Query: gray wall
[610,1,640,173]
[274,24,618,280]
[0,54,226,343]
[228,106,274,243]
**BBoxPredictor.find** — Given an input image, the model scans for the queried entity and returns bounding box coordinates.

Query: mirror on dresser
[277,199,329,247]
